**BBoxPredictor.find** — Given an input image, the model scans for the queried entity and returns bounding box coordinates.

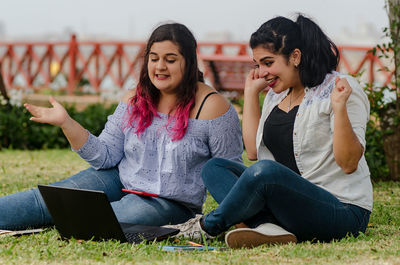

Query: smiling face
[252,45,303,93]
[147,40,186,94]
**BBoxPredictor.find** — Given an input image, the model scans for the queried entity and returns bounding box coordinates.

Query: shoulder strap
[195,92,218,119]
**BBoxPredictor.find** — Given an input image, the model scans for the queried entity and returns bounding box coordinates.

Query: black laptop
[37,184,179,244]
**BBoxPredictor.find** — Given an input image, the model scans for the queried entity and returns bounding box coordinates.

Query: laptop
[37,184,179,244]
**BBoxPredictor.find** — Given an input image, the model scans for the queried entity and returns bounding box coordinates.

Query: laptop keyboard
[124,231,157,243]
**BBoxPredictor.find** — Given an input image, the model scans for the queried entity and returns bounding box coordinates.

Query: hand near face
[244,68,270,95]
[24,96,70,127]
[331,77,352,112]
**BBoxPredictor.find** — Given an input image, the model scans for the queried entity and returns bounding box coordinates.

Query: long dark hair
[127,23,204,140]
[250,14,339,88]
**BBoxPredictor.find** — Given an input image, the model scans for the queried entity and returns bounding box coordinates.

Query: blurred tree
[378,0,400,180]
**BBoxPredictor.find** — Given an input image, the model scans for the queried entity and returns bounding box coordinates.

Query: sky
[0,0,389,43]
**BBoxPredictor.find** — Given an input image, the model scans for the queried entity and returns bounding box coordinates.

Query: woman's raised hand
[244,68,270,95]
[25,96,89,149]
[24,96,70,127]
[331,77,352,112]
[242,69,268,160]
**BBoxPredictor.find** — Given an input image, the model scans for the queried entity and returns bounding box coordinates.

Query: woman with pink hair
[0,23,243,230]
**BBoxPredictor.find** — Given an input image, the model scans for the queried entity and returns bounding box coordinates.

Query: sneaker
[225,223,297,249]
[163,214,215,241]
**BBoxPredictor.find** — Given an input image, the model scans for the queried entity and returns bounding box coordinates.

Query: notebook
[0,228,44,237]
[37,184,179,244]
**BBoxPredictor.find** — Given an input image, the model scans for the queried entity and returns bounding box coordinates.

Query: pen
[121,189,159,197]
[187,241,203,247]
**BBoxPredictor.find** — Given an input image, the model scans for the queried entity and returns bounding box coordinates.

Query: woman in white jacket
[167,14,373,249]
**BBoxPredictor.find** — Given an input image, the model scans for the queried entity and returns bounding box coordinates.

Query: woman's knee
[203,157,227,171]
[53,167,120,190]
[202,158,227,180]
[242,160,282,186]
[202,157,244,179]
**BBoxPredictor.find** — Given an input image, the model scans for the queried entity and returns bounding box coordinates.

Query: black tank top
[262,105,300,175]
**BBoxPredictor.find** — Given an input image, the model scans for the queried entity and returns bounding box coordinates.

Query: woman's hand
[331,76,363,174]
[242,68,268,160]
[24,96,70,128]
[244,68,270,95]
[331,77,352,112]
[25,96,89,150]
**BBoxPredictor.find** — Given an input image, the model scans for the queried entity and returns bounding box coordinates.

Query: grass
[0,149,399,264]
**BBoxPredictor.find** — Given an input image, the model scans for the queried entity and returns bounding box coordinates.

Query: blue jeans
[201,158,370,242]
[0,167,196,230]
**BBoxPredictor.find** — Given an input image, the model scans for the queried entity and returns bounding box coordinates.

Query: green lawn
[0,149,399,264]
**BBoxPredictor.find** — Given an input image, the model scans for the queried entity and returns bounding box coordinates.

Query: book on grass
[159,245,227,252]
[0,228,44,237]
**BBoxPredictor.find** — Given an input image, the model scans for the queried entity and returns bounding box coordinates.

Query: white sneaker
[163,214,215,241]
[225,223,297,249]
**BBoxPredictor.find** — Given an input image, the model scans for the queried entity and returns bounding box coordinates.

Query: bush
[365,120,389,180]
[0,103,118,150]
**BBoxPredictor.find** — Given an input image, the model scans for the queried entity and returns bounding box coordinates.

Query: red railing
[0,35,394,95]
